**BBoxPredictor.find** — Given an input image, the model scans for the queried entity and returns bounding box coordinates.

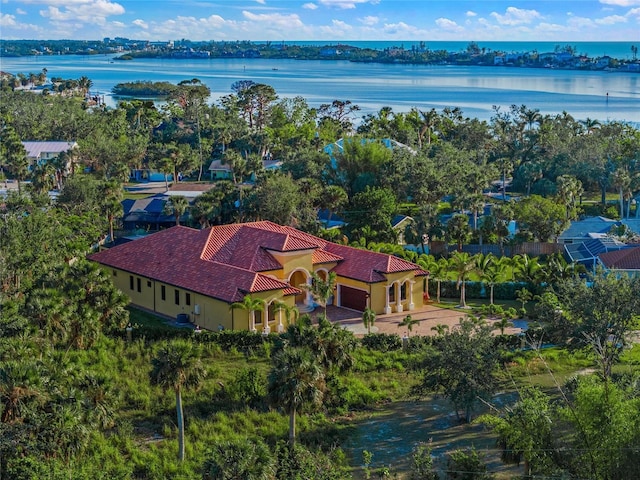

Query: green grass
[26,304,639,479]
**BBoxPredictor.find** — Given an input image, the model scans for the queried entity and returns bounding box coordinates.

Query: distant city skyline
[1,0,639,42]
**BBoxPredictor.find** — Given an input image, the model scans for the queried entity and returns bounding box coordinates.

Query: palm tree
[513,254,543,286]
[300,271,337,317]
[267,347,325,446]
[477,254,507,305]
[3,129,29,194]
[446,214,472,251]
[399,314,419,336]
[0,361,43,423]
[418,108,440,147]
[319,185,348,225]
[231,294,265,332]
[449,252,478,308]
[100,180,123,244]
[431,323,449,336]
[149,340,206,462]
[29,161,56,196]
[271,300,299,333]
[494,316,514,335]
[164,195,189,226]
[556,175,584,220]
[78,75,93,97]
[362,307,376,334]
[422,257,449,303]
[202,437,275,479]
[515,288,533,310]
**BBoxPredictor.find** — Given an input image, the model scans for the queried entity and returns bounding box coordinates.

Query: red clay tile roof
[89,221,424,302]
[88,226,296,303]
[322,242,421,282]
[312,249,344,264]
[599,247,640,270]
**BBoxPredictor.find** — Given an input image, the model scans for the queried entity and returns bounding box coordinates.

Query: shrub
[226,367,267,409]
[274,441,351,480]
[360,333,402,352]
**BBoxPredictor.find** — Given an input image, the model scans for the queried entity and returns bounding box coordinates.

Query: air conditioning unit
[193,304,200,315]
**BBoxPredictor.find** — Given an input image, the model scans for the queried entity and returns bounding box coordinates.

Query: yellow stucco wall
[104,267,299,332]
[266,250,314,279]
[102,261,425,328]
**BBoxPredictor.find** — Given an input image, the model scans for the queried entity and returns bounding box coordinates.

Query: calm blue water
[2,53,639,124]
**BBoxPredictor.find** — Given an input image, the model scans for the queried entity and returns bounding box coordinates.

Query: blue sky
[1,0,639,42]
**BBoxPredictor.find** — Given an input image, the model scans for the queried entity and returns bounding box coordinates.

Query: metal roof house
[21,141,77,168]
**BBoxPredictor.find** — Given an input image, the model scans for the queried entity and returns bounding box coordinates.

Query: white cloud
[242,10,305,29]
[435,17,462,32]
[466,11,477,17]
[536,22,568,33]
[39,0,125,25]
[490,7,542,26]
[318,0,377,9]
[302,2,318,9]
[626,7,640,18]
[318,18,354,36]
[595,14,627,24]
[380,21,429,38]
[255,0,266,4]
[567,16,596,28]
[132,18,148,29]
[359,15,378,26]
[0,12,42,32]
[16,8,26,14]
[599,0,640,6]
[0,13,17,26]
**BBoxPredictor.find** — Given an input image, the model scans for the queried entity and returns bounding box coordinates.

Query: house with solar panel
[560,216,640,270]
[89,221,428,333]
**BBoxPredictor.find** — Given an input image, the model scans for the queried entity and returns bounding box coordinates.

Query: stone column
[408,281,415,311]
[396,282,403,313]
[384,285,392,314]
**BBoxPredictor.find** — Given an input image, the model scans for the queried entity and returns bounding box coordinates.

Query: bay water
[2,53,639,125]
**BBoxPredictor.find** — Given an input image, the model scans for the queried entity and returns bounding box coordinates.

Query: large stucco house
[89,221,428,333]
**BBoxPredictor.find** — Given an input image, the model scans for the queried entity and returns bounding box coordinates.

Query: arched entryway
[288,269,312,311]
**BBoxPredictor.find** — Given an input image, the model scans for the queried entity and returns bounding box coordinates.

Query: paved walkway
[310,304,495,336]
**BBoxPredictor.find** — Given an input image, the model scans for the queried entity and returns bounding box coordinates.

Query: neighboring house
[121,185,218,231]
[317,211,413,245]
[208,159,233,181]
[89,221,428,332]
[166,182,217,199]
[392,214,413,244]
[130,169,173,182]
[21,141,77,169]
[558,216,619,244]
[318,209,346,229]
[208,158,282,182]
[564,237,630,270]
[598,246,640,278]
[121,194,179,231]
[559,216,640,269]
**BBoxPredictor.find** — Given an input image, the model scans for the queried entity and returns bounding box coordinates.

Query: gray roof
[559,216,618,241]
[22,141,77,158]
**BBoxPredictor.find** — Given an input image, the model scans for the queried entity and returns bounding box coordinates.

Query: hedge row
[428,280,535,300]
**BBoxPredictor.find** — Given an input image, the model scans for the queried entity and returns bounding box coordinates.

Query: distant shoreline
[2,39,638,74]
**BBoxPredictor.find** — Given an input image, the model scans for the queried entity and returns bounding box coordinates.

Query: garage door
[340,285,368,311]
